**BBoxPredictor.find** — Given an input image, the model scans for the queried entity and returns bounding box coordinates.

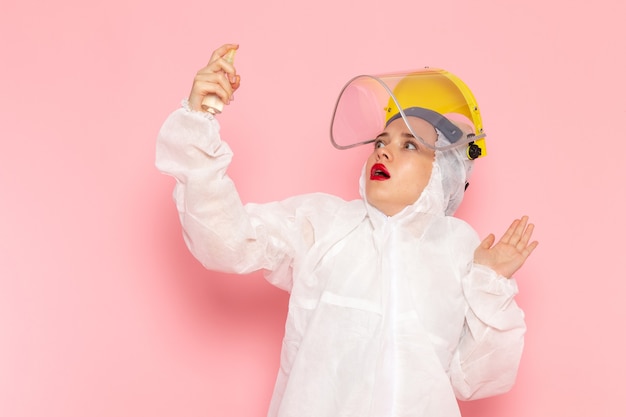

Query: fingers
[505,215,539,254]
[499,218,520,245]
[518,221,534,247]
[207,43,239,66]
[194,71,234,98]
[501,216,529,242]
[480,233,496,250]
[188,44,240,111]
[510,216,529,249]
[202,44,239,80]
[523,240,539,258]
[189,72,235,111]
[231,74,241,91]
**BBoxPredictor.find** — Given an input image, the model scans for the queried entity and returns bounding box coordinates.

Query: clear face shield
[329,68,487,159]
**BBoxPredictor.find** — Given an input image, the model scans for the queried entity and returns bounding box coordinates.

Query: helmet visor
[330,69,486,153]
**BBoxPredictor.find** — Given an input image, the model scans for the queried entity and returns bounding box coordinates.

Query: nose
[376,146,391,161]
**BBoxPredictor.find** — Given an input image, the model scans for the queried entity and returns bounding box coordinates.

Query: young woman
[156,43,538,417]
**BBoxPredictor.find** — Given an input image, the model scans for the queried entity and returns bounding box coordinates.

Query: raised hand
[188,43,241,112]
[474,216,538,278]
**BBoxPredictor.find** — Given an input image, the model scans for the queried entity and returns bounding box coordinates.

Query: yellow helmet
[330,68,487,159]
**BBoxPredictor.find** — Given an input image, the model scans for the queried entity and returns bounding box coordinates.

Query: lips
[370,163,390,180]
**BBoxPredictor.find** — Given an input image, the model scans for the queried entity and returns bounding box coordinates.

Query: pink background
[2,0,625,416]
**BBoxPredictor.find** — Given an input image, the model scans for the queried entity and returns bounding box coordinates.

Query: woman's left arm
[449,216,537,400]
[449,265,526,400]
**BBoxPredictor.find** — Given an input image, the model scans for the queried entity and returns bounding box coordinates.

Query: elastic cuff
[469,263,519,296]
[181,99,216,120]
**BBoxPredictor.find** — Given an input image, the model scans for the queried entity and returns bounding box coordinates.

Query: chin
[366,188,396,214]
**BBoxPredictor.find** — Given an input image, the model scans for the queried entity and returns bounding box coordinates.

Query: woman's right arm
[155,45,297,283]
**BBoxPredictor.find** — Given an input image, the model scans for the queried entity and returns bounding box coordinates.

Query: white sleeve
[449,263,526,400]
[155,104,304,291]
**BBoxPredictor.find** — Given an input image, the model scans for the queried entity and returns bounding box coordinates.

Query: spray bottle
[201,48,237,114]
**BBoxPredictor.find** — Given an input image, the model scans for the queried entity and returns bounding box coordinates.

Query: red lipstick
[370,163,390,180]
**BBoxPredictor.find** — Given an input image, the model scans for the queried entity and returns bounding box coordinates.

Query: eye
[404,141,418,150]
[374,140,385,149]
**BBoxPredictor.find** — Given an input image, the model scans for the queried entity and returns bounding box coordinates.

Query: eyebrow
[375,132,419,140]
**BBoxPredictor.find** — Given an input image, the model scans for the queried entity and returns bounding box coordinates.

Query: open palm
[474,216,538,278]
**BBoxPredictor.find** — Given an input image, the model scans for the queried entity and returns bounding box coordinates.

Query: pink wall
[2,0,625,416]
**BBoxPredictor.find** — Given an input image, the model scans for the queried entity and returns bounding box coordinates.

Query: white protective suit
[156,104,526,417]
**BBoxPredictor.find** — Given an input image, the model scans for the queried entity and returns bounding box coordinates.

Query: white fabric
[433,128,475,216]
[156,104,526,417]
